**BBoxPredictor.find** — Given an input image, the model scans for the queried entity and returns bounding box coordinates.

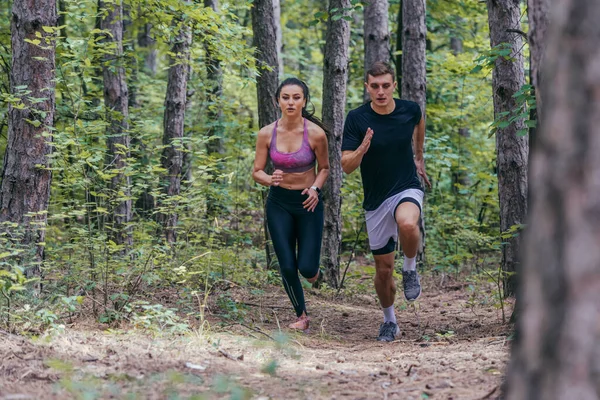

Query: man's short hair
[366,62,395,82]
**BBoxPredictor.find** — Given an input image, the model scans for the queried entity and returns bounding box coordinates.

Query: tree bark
[363,0,389,102]
[402,0,427,266]
[395,0,402,97]
[273,0,284,79]
[322,0,350,289]
[505,0,600,397]
[487,0,528,297]
[527,0,549,152]
[100,0,132,247]
[251,0,279,270]
[158,18,191,244]
[0,0,57,276]
[138,23,157,76]
[204,0,225,219]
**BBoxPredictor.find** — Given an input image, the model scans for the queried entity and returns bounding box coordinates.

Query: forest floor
[0,270,513,400]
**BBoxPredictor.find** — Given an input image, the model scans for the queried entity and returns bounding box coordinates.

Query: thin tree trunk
[138,23,157,76]
[133,21,156,216]
[322,0,351,289]
[527,0,548,154]
[402,0,427,266]
[487,0,528,297]
[505,1,600,397]
[100,0,132,247]
[0,0,57,277]
[395,0,402,97]
[273,0,284,79]
[204,0,225,219]
[363,0,389,102]
[158,19,191,244]
[251,0,279,269]
[451,36,471,203]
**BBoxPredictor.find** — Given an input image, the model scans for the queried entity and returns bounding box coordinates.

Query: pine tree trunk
[487,0,528,297]
[322,0,350,289]
[505,1,600,397]
[527,0,548,150]
[204,0,225,220]
[395,0,402,97]
[273,0,284,79]
[100,0,132,247]
[0,0,57,277]
[158,19,191,244]
[402,0,427,266]
[363,0,389,102]
[138,23,157,76]
[251,0,279,270]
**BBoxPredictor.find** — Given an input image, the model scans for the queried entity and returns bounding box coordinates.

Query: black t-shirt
[341,99,423,211]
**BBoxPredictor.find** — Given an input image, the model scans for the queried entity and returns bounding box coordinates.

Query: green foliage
[0,0,510,336]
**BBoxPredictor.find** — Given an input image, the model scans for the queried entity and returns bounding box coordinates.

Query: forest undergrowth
[0,259,513,400]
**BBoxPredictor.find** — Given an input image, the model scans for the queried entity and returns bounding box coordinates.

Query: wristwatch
[310,185,321,194]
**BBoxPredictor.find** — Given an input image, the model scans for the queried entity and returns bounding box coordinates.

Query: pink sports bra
[269,118,316,173]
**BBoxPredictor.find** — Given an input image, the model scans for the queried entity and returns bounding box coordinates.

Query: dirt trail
[0,279,511,399]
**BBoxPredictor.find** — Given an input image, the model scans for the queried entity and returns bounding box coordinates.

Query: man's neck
[370,99,396,115]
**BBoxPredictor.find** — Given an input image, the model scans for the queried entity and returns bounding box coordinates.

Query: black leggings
[266,186,323,317]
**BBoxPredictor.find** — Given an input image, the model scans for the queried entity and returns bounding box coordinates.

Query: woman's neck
[279,114,304,130]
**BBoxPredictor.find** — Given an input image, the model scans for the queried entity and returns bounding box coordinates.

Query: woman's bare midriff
[278,168,317,190]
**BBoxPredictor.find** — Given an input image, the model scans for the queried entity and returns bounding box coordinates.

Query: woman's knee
[298,263,319,282]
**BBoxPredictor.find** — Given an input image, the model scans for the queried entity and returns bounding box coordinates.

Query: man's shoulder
[347,102,372,117]
[395,98,420,109]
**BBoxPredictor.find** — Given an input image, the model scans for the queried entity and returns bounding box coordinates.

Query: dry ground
[0,274,513,400]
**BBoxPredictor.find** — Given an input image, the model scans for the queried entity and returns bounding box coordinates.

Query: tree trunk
[158,19,191,244]
[322,0,350,289]
[251,0,279,270]
[505,1,600,397]
[527,0,549,153]
[363,0,389,102]
[402,0,427,266]
[273,0,284,79]
[395,0,402,97]
[137,23,157,76]
[0,0,57,277]
[203,0,225,220]
[100,0,132,247]
[487,0,528,297]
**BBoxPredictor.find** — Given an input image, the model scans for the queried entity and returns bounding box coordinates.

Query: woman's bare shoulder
[257,121,276,140]
[305,119,326,139]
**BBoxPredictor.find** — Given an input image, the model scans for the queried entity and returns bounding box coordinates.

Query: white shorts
[365,188,424,254]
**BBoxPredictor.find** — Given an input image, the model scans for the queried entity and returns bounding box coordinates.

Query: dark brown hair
[275,77,330,134]
[365,61,395,82]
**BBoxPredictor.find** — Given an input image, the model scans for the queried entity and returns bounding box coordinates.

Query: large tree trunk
[487,0,528,297]
[251,0,279,270]
[203,0,225,220]
[527,0,549,152]
[402,0,427,266]
[158,19,191,244]
[505,0,600,397]
[100,0,132,247]
[273,0,284,79]
[363,0,389,102]
[321,0,350,289]
[0,0,57,277]
[395,0,402,96]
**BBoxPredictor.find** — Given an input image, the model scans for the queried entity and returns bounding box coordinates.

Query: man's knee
[374,259,394,280]
[397,217,419,235]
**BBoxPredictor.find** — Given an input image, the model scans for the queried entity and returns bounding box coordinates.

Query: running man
[341,62,431,342]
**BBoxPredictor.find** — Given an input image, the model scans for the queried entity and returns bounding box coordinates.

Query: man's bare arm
[342,127,374,174]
